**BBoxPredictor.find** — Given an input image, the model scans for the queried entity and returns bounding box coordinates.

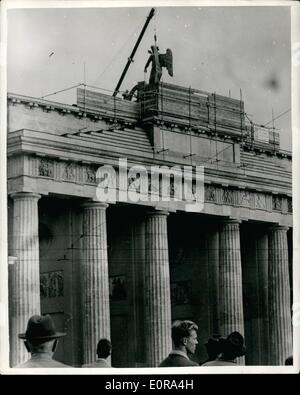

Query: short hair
[96,338,112,359]
[27,338,56,353]
[171,320,198,347]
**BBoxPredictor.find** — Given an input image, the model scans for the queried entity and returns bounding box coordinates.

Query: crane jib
[112,8,155,97]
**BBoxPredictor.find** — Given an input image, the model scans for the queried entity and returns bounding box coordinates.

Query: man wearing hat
[201,334,225,364]
[16,314,69,368]
[202,331,246,366]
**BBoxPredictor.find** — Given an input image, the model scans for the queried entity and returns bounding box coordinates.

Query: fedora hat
[205,333,224,345]
[18,315,66,340]
[224,331,246,357]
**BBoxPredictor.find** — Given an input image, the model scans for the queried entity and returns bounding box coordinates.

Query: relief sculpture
[255,193,266,209]
[62,162,76,181]
[222,188,234,204]
[205,185,216,202]
[86,166,96,183]
[40,271,63,299]
[240,190,251,207]
[272,196,282,211]
[38,158,54,177]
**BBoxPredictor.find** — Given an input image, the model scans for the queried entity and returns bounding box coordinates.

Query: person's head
[171,320,198,355]
[205,334,225,361]
[96,338,112,359]
[19,314,66,356]
[220,331,246,361]
[285,356,293,365]
[25,338,59,355]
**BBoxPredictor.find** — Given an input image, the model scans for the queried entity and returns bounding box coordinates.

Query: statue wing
[165,49,173,77]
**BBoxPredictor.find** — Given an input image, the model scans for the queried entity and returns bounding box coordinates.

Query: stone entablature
[8,155,98,184]
[7,154,292,222]
[7,128,291,193]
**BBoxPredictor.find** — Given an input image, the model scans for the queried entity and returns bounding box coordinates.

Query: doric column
[9,192,41,367]
[268,225,292,365]
[256,232,270,365]
[219,219,245,363]
[144,211,172,367]
[81,202,110,365]
[207,229,220,334]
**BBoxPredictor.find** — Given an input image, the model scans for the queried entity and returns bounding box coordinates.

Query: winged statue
[144,45,173,86]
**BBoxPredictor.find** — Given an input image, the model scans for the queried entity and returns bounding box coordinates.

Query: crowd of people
[15,315,293,368]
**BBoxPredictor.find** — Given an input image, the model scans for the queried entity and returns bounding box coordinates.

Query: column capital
[82,201,109,210]
[220,218,242,225]
[146,210,169,218]
[269,225,290,232]
[10,192,41,201]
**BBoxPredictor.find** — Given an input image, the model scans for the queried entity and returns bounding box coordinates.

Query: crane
[112,8,155,97]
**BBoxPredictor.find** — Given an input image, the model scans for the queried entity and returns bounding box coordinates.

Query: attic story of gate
[39,7,290,162]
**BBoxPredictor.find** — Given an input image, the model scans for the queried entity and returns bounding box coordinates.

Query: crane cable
[93,14,146,86]
[262,108,291,127]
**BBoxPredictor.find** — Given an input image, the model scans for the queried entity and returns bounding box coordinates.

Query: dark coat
[159,353,199,367]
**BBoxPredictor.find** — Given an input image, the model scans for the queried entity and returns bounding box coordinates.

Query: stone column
[144,211,172,367]
[256,232,270,365]
[268,226,292,365]
[9,192,41,367]
[207,229,220,334]
[81,202,111,365]
[219,219,245,363]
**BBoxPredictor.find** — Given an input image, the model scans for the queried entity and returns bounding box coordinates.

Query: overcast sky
[7,5,291,150]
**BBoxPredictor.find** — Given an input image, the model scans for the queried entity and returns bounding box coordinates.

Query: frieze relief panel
[26,156,99,184]
[171,281,192,305]
[222,188,234,205]
[40,270,64,299]
[272,195,282,211]
[61,162,76,181]
[254,192,267,210]
[239,190,251,207]
[38,158,54,177]
[84,165,97,183]
[9,155,292,214]
[205,185,217,202]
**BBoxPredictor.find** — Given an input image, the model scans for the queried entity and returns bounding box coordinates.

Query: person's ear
[182,337,188,346]
[52,339,58,353]
[24,341,30,352]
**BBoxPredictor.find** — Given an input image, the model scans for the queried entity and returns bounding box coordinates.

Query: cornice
[7,129,292,195]
[8,92,292,160]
